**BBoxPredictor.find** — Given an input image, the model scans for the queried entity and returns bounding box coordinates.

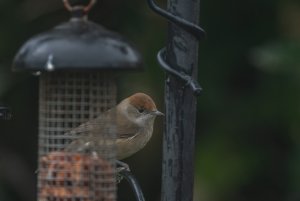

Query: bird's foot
[116,160,130,183]
[116,160,130,172]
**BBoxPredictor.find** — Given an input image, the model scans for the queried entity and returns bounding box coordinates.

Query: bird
[65,92,163,168]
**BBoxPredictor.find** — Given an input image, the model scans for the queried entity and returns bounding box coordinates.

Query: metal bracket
[146,0,205,96]
[118,169,146,201]
[0,106,12,120]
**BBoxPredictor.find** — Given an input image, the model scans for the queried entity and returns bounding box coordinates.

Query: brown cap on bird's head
[127,93,164,116]
[128,93,157,111]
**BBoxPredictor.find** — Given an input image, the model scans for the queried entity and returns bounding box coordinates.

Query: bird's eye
[138,108,145,113]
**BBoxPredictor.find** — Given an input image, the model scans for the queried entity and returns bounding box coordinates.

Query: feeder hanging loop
[63,0,97,13]
[146,0,205,96]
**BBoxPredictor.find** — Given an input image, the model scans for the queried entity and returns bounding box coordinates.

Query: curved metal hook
[146,0,205,40]
[157,48,202,95]
[118,169,146,201]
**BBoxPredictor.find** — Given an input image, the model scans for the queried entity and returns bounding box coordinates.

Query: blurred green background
[0,0,300,201]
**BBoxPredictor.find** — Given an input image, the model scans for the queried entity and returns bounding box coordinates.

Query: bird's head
[118,93,164,126]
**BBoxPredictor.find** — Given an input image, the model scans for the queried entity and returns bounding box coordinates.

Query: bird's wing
[64,108,140,152]
[64,109,114,152]
[65,108,114,137]
[116,121,140,139]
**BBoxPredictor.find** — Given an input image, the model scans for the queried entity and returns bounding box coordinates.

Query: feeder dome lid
[13,19,143,72]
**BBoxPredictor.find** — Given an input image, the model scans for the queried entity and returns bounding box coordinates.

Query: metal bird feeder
[13,0,142,200]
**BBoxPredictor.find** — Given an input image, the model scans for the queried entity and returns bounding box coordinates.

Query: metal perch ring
[63,0,97,12]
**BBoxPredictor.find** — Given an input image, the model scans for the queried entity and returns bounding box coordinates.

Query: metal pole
[161,0,200,200]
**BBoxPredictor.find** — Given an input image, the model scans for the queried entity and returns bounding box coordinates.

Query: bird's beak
[153,110,164,116]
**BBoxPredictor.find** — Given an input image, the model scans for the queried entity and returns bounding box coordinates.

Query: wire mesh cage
[38,72,117,201]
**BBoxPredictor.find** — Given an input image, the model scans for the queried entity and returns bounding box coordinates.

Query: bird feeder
[13,0,142,200]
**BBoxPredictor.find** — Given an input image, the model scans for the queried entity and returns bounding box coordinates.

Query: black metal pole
[161,0,200,201]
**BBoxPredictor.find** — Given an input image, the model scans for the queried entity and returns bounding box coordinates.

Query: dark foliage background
[0,0,299,201]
